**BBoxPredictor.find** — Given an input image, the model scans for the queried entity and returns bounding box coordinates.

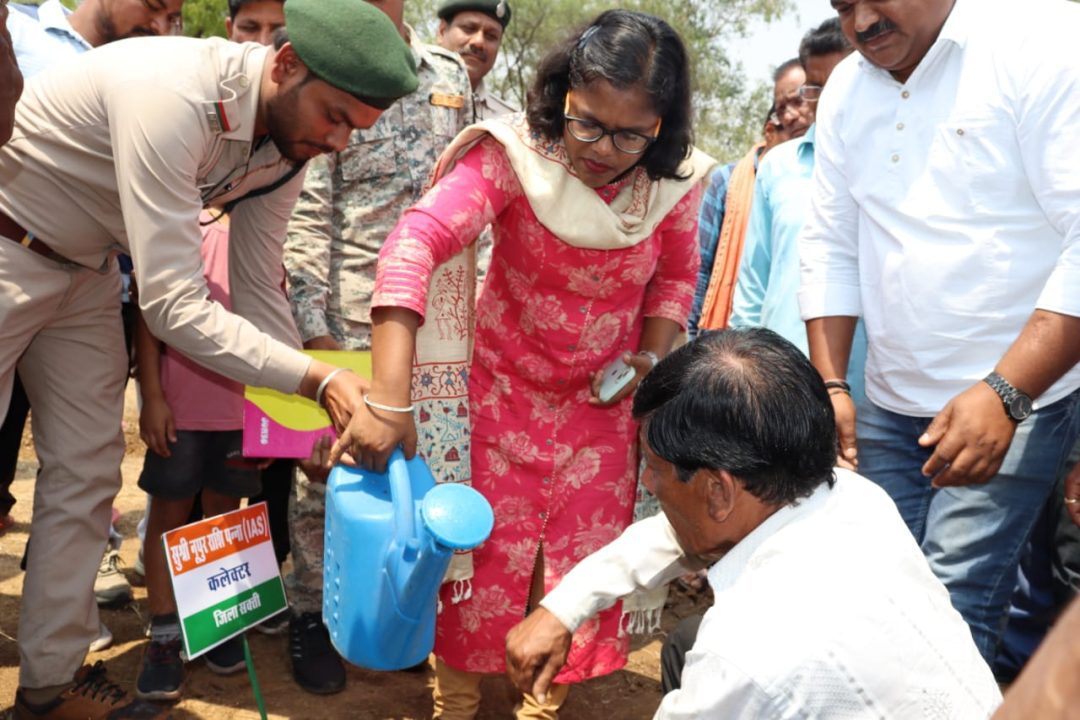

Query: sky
[729,0,837,84]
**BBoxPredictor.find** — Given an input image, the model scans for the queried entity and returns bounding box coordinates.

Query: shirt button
[545,438,553,446]
[578,306,587,313]
[238,76,249,88]
[901,90,910,99]
[542,476,550,483]
[896,122,905,131]
[567,344,576,351]
[538,512,546,520]
[956,128,965,136]
[558,379,567,385]
[891,154,900,163]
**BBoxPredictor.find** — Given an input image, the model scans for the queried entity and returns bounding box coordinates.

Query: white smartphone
[597,357,637,403]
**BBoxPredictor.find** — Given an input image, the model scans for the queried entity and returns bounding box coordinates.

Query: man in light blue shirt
[7,0,182,78]
[729,18,867,398]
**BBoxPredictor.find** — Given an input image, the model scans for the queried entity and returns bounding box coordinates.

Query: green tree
[407,0,792,161]
[181,0,228,39]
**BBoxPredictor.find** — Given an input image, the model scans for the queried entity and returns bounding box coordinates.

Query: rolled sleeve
[1018,15,1080,320]
[798,104,861,322]
[540,513,689,633]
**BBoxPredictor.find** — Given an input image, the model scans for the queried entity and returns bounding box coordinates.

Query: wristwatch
[982,372,1033,422]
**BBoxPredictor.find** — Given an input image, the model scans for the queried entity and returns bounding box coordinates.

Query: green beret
[284,0,418,109]
[437,0,511,29]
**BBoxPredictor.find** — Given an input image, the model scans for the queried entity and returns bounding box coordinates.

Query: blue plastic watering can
[323,448,494,671]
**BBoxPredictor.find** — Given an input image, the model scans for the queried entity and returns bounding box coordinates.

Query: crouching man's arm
[505,512,694,702]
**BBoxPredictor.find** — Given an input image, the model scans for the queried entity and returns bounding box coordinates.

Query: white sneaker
[95,549,132,605]
[89,621,113,653]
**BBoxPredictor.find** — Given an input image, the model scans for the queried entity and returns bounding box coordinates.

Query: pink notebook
[242,351,372,459]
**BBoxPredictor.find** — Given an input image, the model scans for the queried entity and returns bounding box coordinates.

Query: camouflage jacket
[283,31,471,348]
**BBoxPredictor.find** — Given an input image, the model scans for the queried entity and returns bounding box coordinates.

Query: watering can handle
[387,448,416,549]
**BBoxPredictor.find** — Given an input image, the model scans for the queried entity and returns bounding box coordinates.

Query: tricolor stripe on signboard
[163,503,288,658]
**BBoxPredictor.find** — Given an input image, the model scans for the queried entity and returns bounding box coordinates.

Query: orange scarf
[698,142,764,330]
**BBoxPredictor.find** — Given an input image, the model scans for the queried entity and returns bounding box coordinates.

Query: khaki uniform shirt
[283,35,471,350]
[0,37,310,394]
[473,79,516,121]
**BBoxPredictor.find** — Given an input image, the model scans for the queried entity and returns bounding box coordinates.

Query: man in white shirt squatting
[799,0,1080,666]
[506,329,1002,718]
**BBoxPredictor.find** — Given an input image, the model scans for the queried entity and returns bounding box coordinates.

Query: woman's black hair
[526,9,694,182]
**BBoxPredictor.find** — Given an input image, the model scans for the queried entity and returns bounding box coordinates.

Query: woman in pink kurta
[352,10,713,718]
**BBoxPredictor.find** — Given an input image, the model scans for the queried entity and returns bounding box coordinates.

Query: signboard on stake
[162,502,287,659]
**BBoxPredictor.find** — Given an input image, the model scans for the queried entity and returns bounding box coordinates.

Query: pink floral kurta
[373,137,701,682]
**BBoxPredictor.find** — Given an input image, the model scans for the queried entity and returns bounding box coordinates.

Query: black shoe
[205,636,245,675]
[289,612,346,695]
[136,638,184,701]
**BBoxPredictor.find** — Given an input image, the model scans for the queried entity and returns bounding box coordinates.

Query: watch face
[1009,395,1033,420]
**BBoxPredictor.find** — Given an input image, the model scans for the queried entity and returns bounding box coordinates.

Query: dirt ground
[0,385,709,719]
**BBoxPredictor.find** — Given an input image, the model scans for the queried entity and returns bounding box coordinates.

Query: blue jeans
[856,390,1080,662]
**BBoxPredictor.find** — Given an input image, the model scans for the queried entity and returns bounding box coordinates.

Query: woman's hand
[589,351,656,407]
[328,394,418,473]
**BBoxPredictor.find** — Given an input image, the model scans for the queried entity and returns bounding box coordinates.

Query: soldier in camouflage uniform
[281,0,471,695]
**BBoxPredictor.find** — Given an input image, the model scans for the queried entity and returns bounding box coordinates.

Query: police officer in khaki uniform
[0,0,417,716]
[282,0,471,693]
[436,0,516,121]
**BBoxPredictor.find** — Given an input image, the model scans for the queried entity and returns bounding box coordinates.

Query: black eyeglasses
[562,90,661,155]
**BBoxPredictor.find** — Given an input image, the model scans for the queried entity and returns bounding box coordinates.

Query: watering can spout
[390,481,495,621]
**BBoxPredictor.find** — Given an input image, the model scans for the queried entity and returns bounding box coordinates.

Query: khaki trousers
[432,659,570,720]
[0,241,125,687]
[433,549,569,719]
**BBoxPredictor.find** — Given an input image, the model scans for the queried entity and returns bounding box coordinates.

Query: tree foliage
[181,0,229,39]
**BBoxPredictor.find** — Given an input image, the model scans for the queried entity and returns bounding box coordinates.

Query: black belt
[0,212,79,266]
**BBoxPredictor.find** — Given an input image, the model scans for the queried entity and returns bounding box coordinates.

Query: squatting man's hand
[505,607,573,705]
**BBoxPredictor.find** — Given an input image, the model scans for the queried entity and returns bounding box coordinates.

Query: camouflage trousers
[285,467,327,614]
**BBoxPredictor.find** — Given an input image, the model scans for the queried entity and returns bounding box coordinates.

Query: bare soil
[0,386,709,719]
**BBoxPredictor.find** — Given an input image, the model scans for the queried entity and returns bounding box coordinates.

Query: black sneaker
[288,612,346,695]
[205,636,245,675]
[136,639,184,701]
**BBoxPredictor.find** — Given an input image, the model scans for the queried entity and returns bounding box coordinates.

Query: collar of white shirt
[37,0,91,51]
[707,476,834,592]
[857,0,974,80]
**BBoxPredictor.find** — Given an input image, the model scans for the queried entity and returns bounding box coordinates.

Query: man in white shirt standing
[798,0,1080,666]
[505,329,1001,718]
